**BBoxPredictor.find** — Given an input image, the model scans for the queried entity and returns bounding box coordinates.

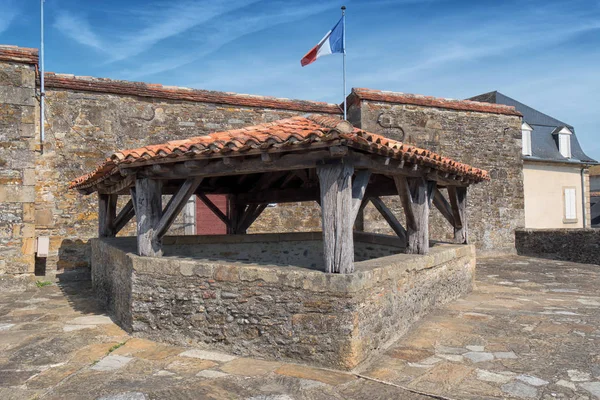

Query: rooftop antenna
[40,0,45,154]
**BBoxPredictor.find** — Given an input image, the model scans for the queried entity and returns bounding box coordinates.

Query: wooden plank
[135,178,163,257]
[317,163,355,274]
[113,199,135,235]
[401,177,430,255]
[98,193,118,237]
[197,192,231,230]
[370,197,407,242]
[156,177,204,239]
[432,187,455,226]
[394,176,416,231]
[448,186,468,244]
[350,170,371,223]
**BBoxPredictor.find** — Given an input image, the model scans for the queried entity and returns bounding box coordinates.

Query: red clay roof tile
[70,115,490,191]
[0,45,39,64]
[350,88,522,116]
[44,73,342,114]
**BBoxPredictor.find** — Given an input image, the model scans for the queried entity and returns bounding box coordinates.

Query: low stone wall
[515,229,600,265]
[91,233,475,369]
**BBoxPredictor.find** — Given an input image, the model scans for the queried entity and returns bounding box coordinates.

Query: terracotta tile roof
[70,115,490,191]
[0,45,39,64]
[349,88,522,117]
[590,191,600,197]
[44,73,342,114]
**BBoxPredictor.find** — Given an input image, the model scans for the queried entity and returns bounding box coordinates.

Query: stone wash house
[470,91,597,229]
[1,45,526,276]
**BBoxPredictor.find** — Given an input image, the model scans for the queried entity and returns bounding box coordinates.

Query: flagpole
[341,5,346,120]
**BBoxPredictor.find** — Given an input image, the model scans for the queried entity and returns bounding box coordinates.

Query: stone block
[34,209,53,226]
[0,185,34,203]
[20,123,35,138]
[22,169,35,186]
[0,86,36,106]
[21,237,35,255]
[22,203,34,222]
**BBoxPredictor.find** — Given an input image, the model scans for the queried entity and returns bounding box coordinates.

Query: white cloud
[54,12,105,51]
[117,1,341,79]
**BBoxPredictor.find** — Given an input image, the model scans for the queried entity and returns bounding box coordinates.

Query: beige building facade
[523,161,588,228]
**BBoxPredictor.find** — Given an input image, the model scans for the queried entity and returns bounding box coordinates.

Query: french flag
[301,17,344,67]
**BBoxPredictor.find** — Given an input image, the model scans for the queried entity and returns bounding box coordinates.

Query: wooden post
[135,178,163,257]
[98,193,118,237]
[395,176,429,255]
[317,163,354,273]
[448,186,468,244]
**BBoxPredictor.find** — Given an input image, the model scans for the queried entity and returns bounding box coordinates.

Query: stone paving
[1,255,600,399]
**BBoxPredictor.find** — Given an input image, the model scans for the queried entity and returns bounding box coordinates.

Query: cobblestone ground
[1,255,599,399]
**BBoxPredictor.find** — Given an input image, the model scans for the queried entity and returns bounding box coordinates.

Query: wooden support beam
[197,192,232,230]
[238,203,268,233]
[394,176,416,231]
[113,199,135,235]
[370,197,407,242]
[448,186,468,244]
[98,193,118,237]
[350,170,371,224]
[317,163,354,274]
[432,187,455,227]
[135,178,163,257]
[396,176,430,255]
[156,177,204,239]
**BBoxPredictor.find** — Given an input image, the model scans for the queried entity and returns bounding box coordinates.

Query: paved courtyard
[1,255,599,399]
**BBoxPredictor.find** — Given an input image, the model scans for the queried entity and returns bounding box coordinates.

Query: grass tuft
[35,280,53,288]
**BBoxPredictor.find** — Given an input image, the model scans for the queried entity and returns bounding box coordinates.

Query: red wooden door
[195,195,228,235]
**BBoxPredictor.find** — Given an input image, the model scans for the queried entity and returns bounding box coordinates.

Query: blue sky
[1,0,599,160]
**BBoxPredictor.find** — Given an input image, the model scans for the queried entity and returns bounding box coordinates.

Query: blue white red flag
[301,17,344,67]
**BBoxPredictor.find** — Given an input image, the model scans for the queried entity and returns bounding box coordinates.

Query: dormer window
[521,122,533,156]
[557,127,572,158]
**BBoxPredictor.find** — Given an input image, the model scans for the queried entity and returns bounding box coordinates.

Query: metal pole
[341,5,346,120]
[40,0,45,154]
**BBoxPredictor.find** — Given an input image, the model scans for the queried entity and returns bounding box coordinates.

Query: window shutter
[559,134,571,158]
[564,188,576,220]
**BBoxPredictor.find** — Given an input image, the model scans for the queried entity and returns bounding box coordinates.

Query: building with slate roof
[470,91,597,228]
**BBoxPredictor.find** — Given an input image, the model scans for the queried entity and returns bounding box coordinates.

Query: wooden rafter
[432,187,455,227]
[113,199,135,235]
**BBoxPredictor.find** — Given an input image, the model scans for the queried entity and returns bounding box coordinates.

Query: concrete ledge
[91,235,475,370]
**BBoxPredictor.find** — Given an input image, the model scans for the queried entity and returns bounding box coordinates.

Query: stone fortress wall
[0,45,524,275]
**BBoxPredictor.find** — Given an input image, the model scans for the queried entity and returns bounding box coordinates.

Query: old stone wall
[34,75,339,274]
[515,229,600,265]
[349,95,524,254]
[0,47,39,274]
[91,235,474,369]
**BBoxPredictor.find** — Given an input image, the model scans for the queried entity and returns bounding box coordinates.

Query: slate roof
[70,115,490,191]
[349,88,521,116]
[469,91,596,165]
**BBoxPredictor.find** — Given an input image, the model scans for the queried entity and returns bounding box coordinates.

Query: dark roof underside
[469,91,596,164]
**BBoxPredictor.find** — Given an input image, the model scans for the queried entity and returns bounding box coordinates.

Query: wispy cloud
[54,0,261,62]
[54,12,105,51]
[117,1,341,79]
[0,0,19,34]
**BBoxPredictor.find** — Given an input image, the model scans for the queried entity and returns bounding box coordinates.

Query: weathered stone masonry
[0,45,525,274]
[0,47,39,274]
[348,89,524,254]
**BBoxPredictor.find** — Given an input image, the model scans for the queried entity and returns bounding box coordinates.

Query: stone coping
[96,235,474,294]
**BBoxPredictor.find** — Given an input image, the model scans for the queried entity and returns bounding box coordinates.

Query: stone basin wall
[91,233,475,370]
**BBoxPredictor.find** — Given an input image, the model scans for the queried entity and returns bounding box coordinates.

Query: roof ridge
[44,73,342,115]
